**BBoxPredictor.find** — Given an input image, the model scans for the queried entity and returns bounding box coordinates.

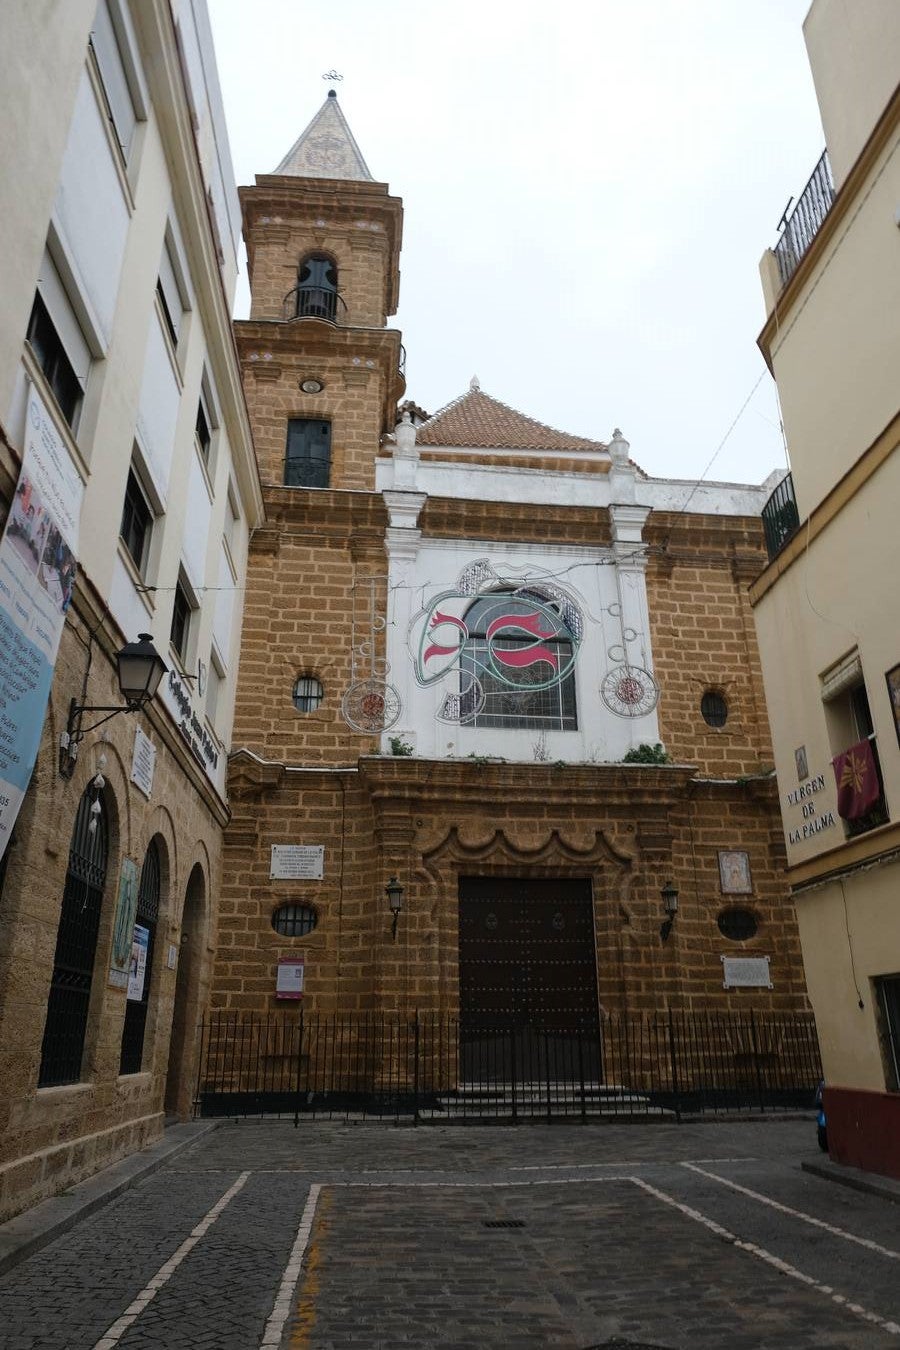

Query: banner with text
[0,386,82,858]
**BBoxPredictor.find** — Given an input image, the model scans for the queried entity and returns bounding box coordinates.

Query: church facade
[218,91,810,1054]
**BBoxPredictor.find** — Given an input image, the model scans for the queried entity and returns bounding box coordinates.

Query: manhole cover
[482,1219,526,1229]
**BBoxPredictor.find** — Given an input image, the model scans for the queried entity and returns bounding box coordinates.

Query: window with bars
[120,838,162,1075]
[284,419,331,488]
[459,591,577,731]
[272,904,318,936]
[38,785,110,1087]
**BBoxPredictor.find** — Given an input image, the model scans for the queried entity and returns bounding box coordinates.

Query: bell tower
[237,90,405,490]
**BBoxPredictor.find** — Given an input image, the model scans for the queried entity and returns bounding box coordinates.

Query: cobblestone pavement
[1,1118,899,1348]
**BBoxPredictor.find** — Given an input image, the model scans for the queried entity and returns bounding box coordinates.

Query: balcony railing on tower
[761,472,800,561]
[282,285,347,323]
[774,150,836,287]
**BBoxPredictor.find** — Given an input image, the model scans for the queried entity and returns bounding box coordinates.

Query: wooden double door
[458,876,601,1081]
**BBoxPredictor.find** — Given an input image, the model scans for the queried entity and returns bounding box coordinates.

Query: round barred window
[293,675,324,713]
[701,690,728,728]
[272,904,318,937]
[717,908,758,942]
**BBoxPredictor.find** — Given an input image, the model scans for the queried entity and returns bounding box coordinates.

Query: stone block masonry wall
[646,514,774,778]
[237,327,401,492]
[241,178,403,330]
[220,775,380,1014]
[232,489,388,766]
[0,613,225,1222]
[219,760,808,1020]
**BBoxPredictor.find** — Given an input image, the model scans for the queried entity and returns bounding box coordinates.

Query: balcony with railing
[761,472,800,561]
[282,284,347,323]
[774,150,836,287]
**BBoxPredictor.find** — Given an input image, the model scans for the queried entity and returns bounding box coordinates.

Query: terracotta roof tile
[415,383,608,453]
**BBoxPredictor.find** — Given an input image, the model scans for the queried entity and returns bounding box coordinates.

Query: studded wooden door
[458,876,601,1081]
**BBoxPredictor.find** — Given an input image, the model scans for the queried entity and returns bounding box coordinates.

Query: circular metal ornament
[601,665,659,718]
[300,377,324,393]
[341,679,401,733]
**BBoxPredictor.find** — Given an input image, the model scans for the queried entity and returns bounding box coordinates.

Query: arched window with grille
[459,589,578,731]
[38,784,110,1087]
[296,254,338,320]
[120,837,163,1075]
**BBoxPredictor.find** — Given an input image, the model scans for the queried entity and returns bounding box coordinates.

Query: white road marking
[260,1184,322,1349]
[511,1156,755,1171]
[92,1170,251,1350]
[633,1176,900,1338]
[681,1161,900,1262]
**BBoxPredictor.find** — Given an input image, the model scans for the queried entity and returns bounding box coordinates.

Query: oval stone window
[717,908,758,942]
[272,904,318,937]
[293,675,324,713]
[701,690,728,728]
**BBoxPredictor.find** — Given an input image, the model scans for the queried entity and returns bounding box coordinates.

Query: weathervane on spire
[322,69,344,83]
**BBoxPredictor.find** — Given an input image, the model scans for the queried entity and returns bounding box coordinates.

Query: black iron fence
[194,1009,821,1124]
[774,149,835,287]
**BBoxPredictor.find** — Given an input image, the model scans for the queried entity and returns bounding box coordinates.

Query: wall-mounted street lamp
[385,875,404,940]
[660,880,679,943]
[59,633,167,778]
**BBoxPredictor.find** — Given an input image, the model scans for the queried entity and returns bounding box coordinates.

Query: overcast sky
[208,0,824,486]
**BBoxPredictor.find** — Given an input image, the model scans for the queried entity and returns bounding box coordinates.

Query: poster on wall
[0,386,83,860]
[127,924,150,1001]
[276,954,305,999]
[109,858,139,990]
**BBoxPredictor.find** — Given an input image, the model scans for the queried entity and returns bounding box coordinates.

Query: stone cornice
[358,756,698,810]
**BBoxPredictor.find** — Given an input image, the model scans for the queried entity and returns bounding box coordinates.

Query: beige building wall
[0,1,263,1221]
[751,3,900,1151]
[803,0,900,189]
[759,117,900,517]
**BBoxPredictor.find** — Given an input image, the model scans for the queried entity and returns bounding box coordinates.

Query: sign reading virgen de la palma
[0,387,82,859]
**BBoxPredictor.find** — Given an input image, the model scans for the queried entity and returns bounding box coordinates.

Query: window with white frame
[223,485,240,559]
[821,652,888,837]
[90,0,139,163]
[170,571,197,668]
[26,251,91,430]
[119,464,154,576]
[157,235,186,347]
[206,651,225,730]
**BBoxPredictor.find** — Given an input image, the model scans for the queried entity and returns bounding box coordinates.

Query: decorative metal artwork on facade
[341,574,402,733]
[600,665,659,718]
[599,559,660,719]
[409,560,583,725]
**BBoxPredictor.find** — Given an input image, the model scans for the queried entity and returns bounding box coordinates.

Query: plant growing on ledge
[388,736,414,757]
[621,743,670,765]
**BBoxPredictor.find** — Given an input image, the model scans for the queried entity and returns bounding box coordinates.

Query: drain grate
[583,1342,674,1349]
[482,1218,526,1229]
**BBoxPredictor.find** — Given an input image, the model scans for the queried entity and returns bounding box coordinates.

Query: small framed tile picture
[718,849,752,895]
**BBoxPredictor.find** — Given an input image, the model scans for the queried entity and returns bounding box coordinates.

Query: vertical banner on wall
[109,858,139,990]
[0,386,82,860]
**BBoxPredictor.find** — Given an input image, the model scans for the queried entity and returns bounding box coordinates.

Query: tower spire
[273,91,374,181]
